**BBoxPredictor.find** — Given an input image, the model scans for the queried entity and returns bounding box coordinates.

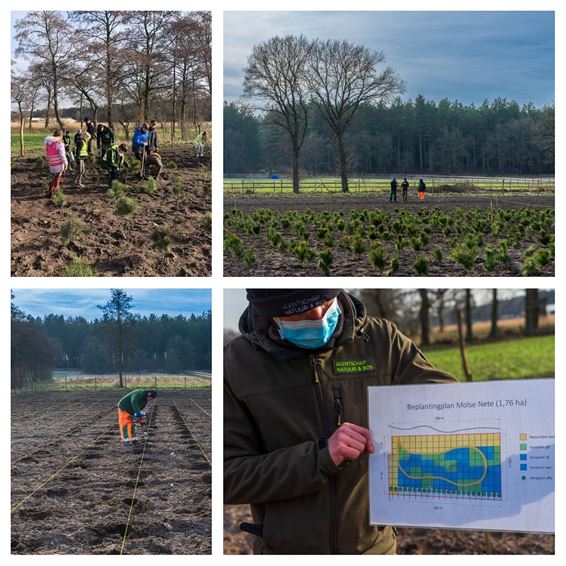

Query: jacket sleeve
[224,376,341,505]
[388,322,459,385]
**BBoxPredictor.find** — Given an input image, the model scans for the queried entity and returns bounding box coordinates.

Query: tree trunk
[291,148,300,194]
[44,90,52,129]
[489,289,498,340]
[337,132,349,193]
[418,289,431,347]
[525,289,540,337]
[456,309,473,382]
[465,289,473,344]
[18,103,25,157]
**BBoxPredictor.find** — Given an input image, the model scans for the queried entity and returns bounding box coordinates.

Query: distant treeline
[225,96,554,177]
[11,307,211,389]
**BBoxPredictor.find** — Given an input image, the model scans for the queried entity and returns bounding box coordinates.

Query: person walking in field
[117,388,157,447]
[401,177,409,202]
[418,178,427,202]
[103,142,129,187]
[389,177,398,203]
[73,131,91,188]
[43,129,68,198]
[194,130,207,157]
[224,289,458,555]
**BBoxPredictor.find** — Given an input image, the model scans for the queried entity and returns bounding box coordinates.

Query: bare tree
[308,39,404,192]
[11,71,28,157]
[524,289,540,337]
[418,289,431,347]
[488,289,499,339]
[244,35,311,193]
[432,289,449,332]
[465,289,474,344]
[15,11,71,129]
[70,11,129,129]
[122,11,177,122]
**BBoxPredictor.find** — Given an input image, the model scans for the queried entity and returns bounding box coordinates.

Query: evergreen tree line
[11,306,211,389]
[224,96,554,177]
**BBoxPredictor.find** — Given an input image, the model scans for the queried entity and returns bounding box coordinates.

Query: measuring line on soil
[189,398,211,417]
[172,401,211,466]
[11,423,115,513]
[119,404,157,556]
[12,406,116,465]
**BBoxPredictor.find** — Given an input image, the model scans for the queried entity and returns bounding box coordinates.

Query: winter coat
[132,127,149,150]
[224,292,458,554]
[44,136,67,174]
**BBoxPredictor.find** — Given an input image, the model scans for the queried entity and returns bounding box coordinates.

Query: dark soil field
[11,147,211,277]
[11,389,211,555]
[224,192,554,277]
[224,505,554,555]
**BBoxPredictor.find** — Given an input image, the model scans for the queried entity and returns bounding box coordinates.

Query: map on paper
[368,379,554,532]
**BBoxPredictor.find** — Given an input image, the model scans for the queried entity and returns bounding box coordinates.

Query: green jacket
[117,389,151,414]
[224,292,458,554]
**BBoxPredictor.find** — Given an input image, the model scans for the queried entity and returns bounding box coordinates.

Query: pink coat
[44,136,68,174]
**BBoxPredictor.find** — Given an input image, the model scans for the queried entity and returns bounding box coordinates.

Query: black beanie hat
[246,289,342,317]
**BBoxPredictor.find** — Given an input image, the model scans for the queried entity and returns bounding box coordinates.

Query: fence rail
[12,372,211,394]
[223,176,555,195]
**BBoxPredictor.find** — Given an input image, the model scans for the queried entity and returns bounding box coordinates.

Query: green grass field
[223,176,554,194]
[11,126,211,158]
[424,335,554,381]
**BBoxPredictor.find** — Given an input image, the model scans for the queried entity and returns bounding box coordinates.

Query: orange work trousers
[418,191,426,201]
[118,408,136,443]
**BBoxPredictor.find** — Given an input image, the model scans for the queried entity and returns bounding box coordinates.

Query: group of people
[389,177,427,203]
[43,119,166,196]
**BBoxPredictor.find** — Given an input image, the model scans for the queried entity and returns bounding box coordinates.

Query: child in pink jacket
[44,129,68,197]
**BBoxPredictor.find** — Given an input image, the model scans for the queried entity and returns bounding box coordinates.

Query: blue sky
[224,11,555,107]
[12,289,211,321]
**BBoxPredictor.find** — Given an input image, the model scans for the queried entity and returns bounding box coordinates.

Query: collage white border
[2,0,562,562]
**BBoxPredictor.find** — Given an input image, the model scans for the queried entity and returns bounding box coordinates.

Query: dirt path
[11,390,211,554]
[11,149,211,276]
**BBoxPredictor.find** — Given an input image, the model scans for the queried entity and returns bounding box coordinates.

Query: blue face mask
[275,299,341,349]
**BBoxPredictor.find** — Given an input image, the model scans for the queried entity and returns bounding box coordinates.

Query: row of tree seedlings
[12,10,211,153]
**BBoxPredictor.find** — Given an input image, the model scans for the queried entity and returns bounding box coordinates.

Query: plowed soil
[224,504,554,555]
[11,389,211,555]
[11,148,211,277]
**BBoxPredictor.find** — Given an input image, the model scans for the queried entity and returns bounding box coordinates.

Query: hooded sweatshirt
[224,292,458,554]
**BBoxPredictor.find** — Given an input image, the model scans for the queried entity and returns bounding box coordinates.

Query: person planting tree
[103,142,129,187]
[117,388,157,447]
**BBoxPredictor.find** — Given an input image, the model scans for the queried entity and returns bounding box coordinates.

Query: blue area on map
[398,446,501,495]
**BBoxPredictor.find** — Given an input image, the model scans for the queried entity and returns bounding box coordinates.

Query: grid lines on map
[389,433,502,500]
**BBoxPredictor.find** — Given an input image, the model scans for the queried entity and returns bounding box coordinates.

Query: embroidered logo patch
[334,359,375,374]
